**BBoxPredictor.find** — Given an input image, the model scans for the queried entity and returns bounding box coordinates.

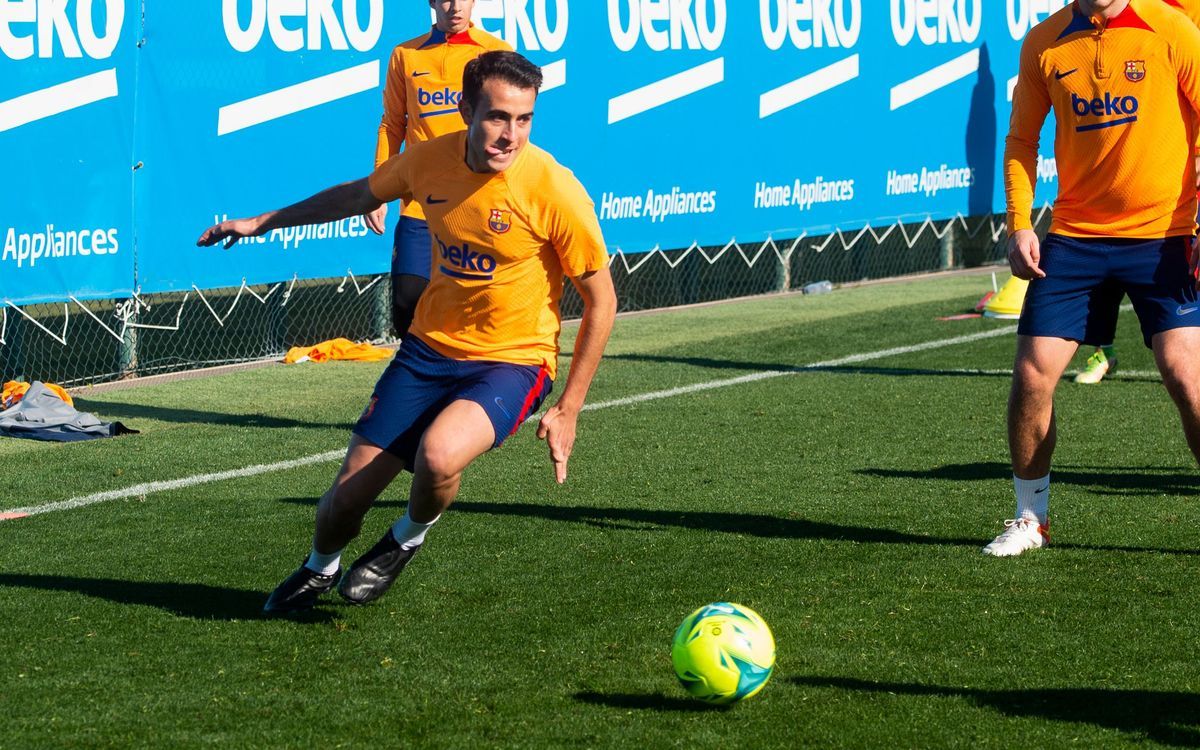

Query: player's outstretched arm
[196,178,382,248]
[537,266,617,484]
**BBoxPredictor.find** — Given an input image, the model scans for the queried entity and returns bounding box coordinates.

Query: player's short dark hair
[462,51,543,110]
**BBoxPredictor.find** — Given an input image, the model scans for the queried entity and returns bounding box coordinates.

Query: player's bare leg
[264,434,406,613]
[391,273,429,339]
[339,399,495,604]
[1152,327,1200,463]
[984,335,1077,556]
[314,434,408,553]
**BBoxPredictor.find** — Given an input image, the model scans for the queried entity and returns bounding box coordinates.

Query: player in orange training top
[988,0,1200,555]
[365,1,510,339]
[199,52,616,612]
[1072,0,1200,383]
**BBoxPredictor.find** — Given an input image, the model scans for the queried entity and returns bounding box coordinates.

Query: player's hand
[364,203,388,235]
[196,217,264,249]
[536,403,578,484]
[1007,229,1046,280]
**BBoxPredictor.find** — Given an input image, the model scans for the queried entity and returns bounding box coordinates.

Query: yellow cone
[983,276,1028,319]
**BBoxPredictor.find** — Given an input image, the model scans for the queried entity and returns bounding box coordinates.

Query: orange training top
[1164,0,1200,28]
[1005,0,1200,237]
[367,131,608,379]
[375,25,511,220]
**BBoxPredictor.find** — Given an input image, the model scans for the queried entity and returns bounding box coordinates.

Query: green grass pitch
[1,272,1197,748]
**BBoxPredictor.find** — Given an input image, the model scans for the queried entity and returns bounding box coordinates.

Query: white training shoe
[981,518,1050,557]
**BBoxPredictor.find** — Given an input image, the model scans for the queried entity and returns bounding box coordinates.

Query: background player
[199,52,617,611]
[988,0,1200,555]
[365,0,510,339]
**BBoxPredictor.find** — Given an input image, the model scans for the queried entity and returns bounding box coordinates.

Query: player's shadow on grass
[0,573,334,623]
[858,461,1199,498]
[791,676,1200,748]
[279,497,982,547]
[72,398,354,431]
[572,690,729,713]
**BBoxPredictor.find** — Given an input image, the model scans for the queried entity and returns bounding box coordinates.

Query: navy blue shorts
[1017,234,1200,348]
[353,336,553,466]
[391,216,432,280]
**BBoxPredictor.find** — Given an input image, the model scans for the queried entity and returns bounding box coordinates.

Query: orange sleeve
[542,169,609,278]
[368,148,416,205]
[375,47,408,168]
[1003,32,1052,234]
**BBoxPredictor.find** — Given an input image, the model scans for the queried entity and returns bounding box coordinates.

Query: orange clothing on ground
[283,338,393,364]
[374,25,511,221]
[1005,0,1200,237]
[367,132,608,380]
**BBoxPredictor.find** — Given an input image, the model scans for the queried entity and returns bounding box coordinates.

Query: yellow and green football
[671,602,775,704]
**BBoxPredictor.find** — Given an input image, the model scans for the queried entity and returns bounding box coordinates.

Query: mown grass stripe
[5,325,1018,521]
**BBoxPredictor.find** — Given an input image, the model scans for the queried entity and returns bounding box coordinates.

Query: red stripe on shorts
[511,364,550,436]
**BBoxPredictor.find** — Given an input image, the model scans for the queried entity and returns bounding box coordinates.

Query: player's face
[460,79,536,174]
[431,0,474,34]
[1076,0,1128,17]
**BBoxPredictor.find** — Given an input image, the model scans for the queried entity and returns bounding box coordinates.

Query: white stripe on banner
[608,58,724,124]
[217,61,380,136]
[760,54,859,119]
[0,69,119,133]
[541,59,567,92]
[890,48,980,111]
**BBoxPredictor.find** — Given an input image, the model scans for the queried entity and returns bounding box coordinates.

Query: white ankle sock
[391,510,440,551]
[304,547,342,575]
[1013,474,1049,524]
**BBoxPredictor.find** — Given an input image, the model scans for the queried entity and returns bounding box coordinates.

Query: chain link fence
[1,212,1039,387]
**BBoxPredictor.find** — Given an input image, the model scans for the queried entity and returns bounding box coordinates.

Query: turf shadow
[572,690,730,712]
[278,497,982,548]
[72,398,354,431]
[857,461,1200,498]
[790,675,1200,747]
[0,573,335,623]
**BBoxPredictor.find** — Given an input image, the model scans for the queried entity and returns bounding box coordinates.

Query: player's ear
[459,97,473,126]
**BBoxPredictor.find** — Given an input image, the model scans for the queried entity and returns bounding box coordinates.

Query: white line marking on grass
[580,325,1018,411]
[5,326,1018,522]
[4,451,343,520]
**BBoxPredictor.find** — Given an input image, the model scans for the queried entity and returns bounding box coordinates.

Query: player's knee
[416,440,466,483]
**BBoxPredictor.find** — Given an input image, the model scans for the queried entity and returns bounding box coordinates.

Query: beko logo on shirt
[761,0,861,50]
[1071,92,1139,129]
[417,87,460,107]
[222,0,383,53]
[436,234,497,280]
[891,0,981,46]
[608,0,727,52]
[0,0,124,59]
[1007,0,1069,40]
[475,0,568,52]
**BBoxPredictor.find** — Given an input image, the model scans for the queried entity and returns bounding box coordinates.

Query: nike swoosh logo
[1055,68,1077,80]
[1034,486,1048,494]
[412,71,431,77]
[426,195,448,204]
[1177,305,1198,316]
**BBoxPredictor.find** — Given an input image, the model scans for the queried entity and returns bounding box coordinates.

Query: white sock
[391,510,440,550]
[304,546,342,575]
[1013,474,1049,524]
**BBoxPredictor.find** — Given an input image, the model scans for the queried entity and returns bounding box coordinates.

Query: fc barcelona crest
[488,208,512,234]
[1125,60,1146,83]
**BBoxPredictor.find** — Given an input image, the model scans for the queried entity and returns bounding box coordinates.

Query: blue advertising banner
[4,0,1076,306]
[0,0,138,305]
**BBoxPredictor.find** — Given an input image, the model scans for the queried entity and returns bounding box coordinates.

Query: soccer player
[987,0,1200,556]
[198,52,617,610]
[364,0,510,339]
[1072,0,1200,384]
